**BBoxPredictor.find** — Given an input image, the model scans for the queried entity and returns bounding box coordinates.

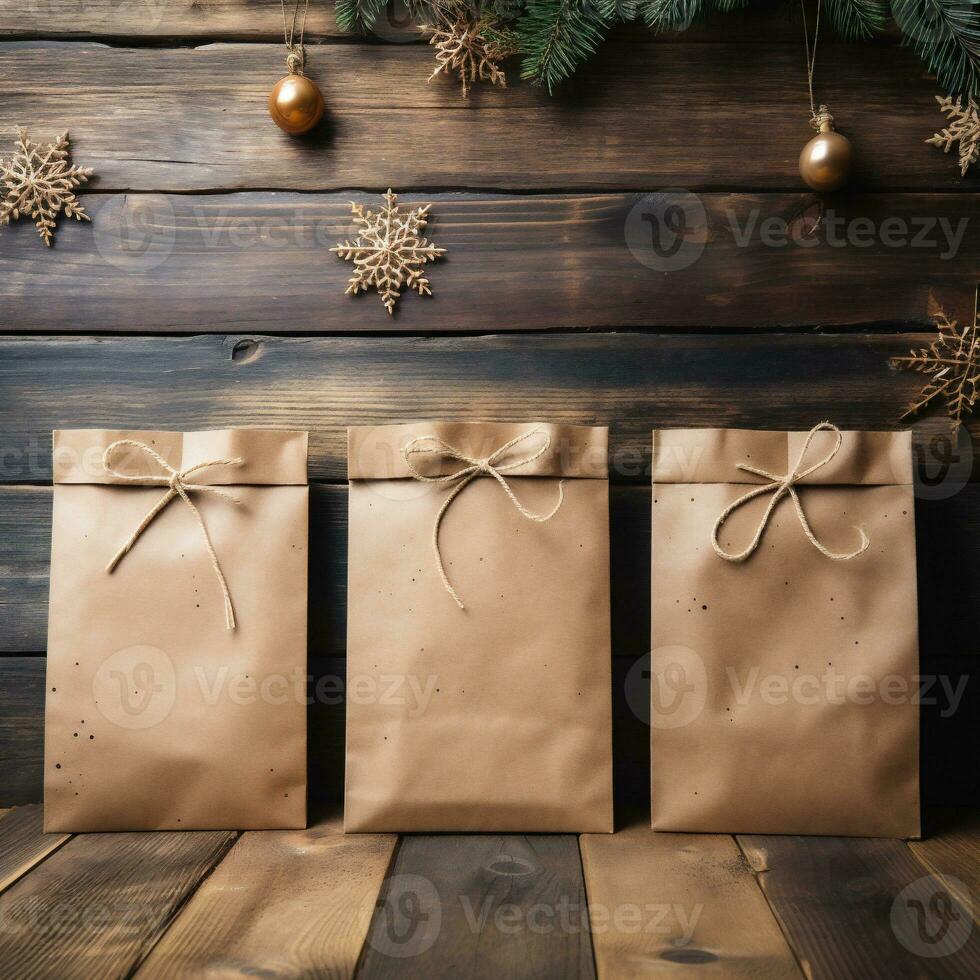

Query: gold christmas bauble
[268,74,324,135]
[799,123,853,193]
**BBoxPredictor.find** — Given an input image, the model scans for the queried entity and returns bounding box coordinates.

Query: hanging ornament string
[270,0,324,135]
[800,0,829,130]
[281,0,310,75]
[797,0,853,192]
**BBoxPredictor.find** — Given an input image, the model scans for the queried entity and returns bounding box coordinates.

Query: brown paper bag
[44,428,308,831]
[650,423,920,838]
[345,421,613,832]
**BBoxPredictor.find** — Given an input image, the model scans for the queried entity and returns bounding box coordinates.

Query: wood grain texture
[2,333,978,484]
[0,2,820,42]
[580,826,801,977]
[2,191,976,332]
[0,486,51,651]
[911,809,980,916]
[0,828,237,979]
[0,658,45,805]
[739,834,980,980]
[357,834,596,979]
[0,805,68,894]
[136,815,396,980]
[0,41,957,192]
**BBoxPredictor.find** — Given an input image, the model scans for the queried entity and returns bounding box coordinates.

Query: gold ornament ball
[268,74,324,135]
[799,127,853,193]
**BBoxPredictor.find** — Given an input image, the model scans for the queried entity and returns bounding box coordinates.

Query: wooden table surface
[1,1,978,976]
[0,805,977,978]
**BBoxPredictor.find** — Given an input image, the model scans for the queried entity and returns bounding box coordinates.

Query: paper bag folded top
[345,421,614,832]
[650,424,920,838]
[44,428,309,832]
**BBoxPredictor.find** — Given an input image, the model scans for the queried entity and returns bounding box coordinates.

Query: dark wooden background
[0,0,976,813]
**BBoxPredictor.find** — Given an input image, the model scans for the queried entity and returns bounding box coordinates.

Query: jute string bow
[103,440,243,629]
[711,421,870,563]
[403,428,565,609]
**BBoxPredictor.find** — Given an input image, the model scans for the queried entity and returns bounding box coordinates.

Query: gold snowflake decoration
[0,129,93,246]
[926,95,980,176]
[424,16,516,98]
[891,307,979,432]
[331,189,446,315]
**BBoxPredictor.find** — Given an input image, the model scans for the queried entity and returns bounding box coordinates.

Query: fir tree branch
[892,0,980,97]
[517,0,610,92]
[642,0,704,32]
[826,0,889,38]
[335,0,389,33]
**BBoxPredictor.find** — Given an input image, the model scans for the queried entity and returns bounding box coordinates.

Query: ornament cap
[811,105,835,133]
[285,47,304,75]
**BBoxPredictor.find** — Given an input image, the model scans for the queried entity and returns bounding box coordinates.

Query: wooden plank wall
[0,1,976,811]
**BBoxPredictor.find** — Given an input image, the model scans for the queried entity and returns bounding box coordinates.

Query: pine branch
[825,0,889,39]
[517,0,610,93]
[594,0,643,20]
[642,0,704,32]
[336,0,392,33]
[892,0,980,98]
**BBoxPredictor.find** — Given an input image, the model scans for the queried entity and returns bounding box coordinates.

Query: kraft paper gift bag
[345,421,613,832]
[650,422,920,838]
[44,428,308,832]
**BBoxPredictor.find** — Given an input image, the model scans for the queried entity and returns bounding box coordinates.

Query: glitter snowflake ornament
[0,129,93,246]
[891,307,979,432]
[425,16,514,98]
[926,95,980,176]
[331,189,446,315]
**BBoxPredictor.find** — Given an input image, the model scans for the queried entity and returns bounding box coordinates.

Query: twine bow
[103,440,243,629]
[711,421,870,563]
[403,428,565,609]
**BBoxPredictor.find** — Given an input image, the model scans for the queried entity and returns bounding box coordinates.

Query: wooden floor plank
[910,809,980,916]
[2,192,975,333]
[2,333,978,485]
[357,835,595,979]
[0,805,69,894]
[738,834,980,980]
[0,41,954,191]
[0,2,824,42]
[0,828,237,979]
[580,826,801,978]
[136,814,396,979]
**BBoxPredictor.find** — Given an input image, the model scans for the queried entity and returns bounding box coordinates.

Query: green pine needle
[517,0,610,92]
[335,0,389,33]
[594,0,643,19]
[642,0,704,31]
[713,0,748,10]
[892,0,980,98]
[825,0,890,40]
